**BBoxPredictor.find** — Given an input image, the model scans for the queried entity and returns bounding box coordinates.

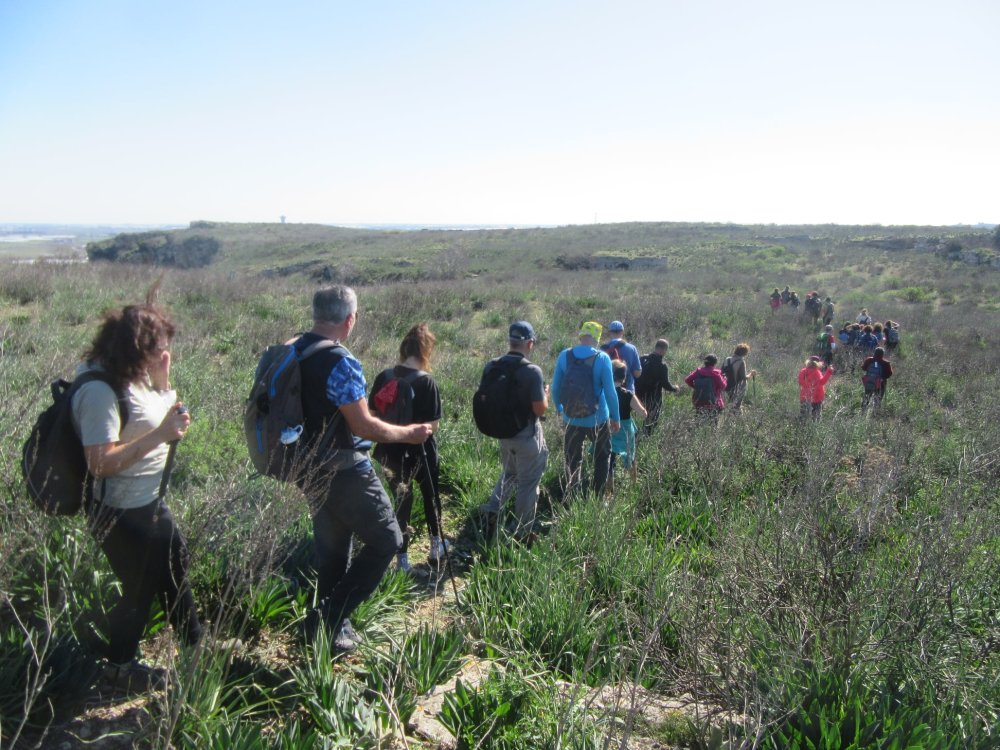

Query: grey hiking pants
[483,422,548,536]
[309,461,403,630]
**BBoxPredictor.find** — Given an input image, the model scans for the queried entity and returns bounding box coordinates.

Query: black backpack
[370,368,425,426]
[721,357,736,394]
[244,338,344,481]
[22,372,128,515]
[473,358,531,438]
[691,373,717,406]
[560,351,599,418]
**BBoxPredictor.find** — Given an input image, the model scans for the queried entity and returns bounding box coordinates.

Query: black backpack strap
[299,338,342,360]
[399,368,428,386]
[70,371,129,429]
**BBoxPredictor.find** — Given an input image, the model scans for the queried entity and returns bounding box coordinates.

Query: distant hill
[83,220,997,282]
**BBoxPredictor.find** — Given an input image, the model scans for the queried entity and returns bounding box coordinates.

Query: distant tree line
[86,232,220,268]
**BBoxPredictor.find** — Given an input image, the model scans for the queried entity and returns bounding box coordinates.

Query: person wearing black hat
[478,321,549,542]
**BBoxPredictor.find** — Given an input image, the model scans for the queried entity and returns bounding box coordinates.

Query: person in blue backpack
[857,325,879,355]
[370,323,444,573]
[551,321,620,500]
[861,347,894,411]
[600,320,642,391]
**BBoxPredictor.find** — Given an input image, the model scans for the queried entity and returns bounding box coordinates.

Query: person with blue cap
[601,320,642,392]
[477,321,549,542]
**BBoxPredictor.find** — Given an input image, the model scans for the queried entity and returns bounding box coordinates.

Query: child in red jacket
[798,356,834,421]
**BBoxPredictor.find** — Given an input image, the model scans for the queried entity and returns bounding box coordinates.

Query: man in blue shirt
[601,320,642,392]
[297,285,433,651]
[551,321,621,500]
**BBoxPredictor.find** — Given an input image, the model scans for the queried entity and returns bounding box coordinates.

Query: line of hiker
[23,283,903,690]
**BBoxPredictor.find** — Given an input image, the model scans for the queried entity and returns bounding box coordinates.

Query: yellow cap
[579,321,602,341]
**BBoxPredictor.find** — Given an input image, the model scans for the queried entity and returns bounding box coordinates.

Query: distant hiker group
[770,286,835,326]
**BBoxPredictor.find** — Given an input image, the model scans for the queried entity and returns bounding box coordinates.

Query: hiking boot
[397,552,412,573]
[100,659,167,693]
[333,619,361,652]
[428,536,449,564]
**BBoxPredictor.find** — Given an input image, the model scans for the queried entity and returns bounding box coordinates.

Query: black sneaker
[333,619,361,652]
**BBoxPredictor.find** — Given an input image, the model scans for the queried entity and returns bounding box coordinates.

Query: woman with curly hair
[72,298,203,687]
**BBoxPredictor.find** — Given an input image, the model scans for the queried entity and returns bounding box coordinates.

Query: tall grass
[1,243,998,748]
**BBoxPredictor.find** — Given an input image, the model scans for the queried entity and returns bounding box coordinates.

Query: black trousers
[379,439,441,553]
[88,498,202,663]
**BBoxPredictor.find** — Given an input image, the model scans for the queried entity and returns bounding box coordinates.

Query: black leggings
[88,499,202,663]
[380,439,441,553]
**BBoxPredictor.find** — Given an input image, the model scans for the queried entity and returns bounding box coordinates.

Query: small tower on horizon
[280,215,286,224]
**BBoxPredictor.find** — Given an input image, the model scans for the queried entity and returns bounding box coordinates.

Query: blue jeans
[309,462,403,630]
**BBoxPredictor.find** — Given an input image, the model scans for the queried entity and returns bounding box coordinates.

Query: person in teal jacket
[551,321,621,500]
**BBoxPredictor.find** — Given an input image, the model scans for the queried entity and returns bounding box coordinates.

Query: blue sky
[1,0,997,226]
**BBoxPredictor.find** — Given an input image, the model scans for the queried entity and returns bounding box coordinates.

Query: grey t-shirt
[70,363,176,509]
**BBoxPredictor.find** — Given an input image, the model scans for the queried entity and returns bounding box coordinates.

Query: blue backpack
[561,351,598,418]
[862,359,883,393]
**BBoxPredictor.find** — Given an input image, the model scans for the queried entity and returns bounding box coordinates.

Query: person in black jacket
[635,339,680,436]
[370,323,444,573]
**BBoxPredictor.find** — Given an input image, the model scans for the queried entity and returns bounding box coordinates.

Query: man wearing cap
[635,339,681,436]
[479,321,549,541]
[601,320,642,392]
[551,321,620,499]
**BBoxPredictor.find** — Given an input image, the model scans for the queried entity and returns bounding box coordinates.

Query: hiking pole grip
[156,404,187,502]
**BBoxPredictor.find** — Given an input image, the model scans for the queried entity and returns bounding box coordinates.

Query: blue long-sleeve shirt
[550,345,621,427]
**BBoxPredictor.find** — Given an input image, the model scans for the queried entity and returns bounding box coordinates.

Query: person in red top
[798,356,834,421]
[684,354,728,419]
[861,347,893,411]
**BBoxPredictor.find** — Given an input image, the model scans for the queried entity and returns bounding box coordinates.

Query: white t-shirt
[70,363,177,510]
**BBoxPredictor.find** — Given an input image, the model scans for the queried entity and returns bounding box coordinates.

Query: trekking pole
[156,405,187,501]
[420,444,461,607]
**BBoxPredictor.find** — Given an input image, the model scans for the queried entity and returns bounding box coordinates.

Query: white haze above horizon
[0,0,997,228]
